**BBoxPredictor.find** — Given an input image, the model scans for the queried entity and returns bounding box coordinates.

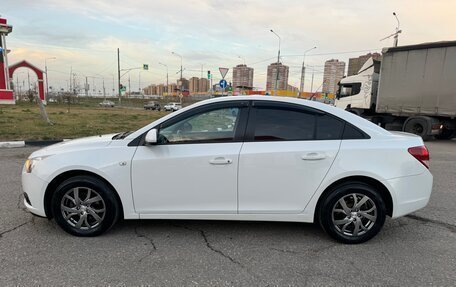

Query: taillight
[408,146,430,169]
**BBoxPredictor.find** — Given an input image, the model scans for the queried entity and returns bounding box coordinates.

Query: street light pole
[393,12,400,47]
[44,57,56,103]
[270,29,281,96]
[172,52,183,102]
[238,56,246,65]
[299,46,316,97]
[159,62,168,96]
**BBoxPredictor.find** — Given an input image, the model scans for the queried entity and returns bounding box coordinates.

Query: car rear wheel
[51,175,120,237]
[319,182,386,244]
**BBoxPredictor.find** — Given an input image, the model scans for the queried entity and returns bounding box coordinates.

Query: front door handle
[301,152,326,161]
[209,157,233,165]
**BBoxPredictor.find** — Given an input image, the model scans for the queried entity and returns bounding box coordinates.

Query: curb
[0,139,66,148]
[0,141,25,148]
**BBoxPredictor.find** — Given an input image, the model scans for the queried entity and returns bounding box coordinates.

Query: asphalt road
[0,141,455,286]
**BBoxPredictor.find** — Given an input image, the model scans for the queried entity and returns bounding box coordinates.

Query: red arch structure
[9,60,45,102]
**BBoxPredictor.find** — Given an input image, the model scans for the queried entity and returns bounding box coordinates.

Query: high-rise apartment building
[266,62,289,91]
[232,64,254,90]
[322,59,345,94]
[347,52,382,76]
[167,83,177,95]
[198,78,209,92]
[189,77,199,93]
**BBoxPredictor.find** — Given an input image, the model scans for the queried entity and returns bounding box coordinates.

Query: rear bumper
[385,171,433,218]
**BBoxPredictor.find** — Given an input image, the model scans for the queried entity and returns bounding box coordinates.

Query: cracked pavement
[0,142,455,286]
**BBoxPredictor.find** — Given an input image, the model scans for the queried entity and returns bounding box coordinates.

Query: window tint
[253,107,315,141]
[159,107,240,144]
[316,114,344,140]
[342,123,368,139]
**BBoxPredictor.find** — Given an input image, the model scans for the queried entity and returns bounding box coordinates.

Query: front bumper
[385,171,433,218]
[21,170,49,217]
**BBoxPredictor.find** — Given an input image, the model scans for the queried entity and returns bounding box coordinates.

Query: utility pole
[310,68,315,92]
[128,74,131,96]
[159,62,168,95]
[103,78,106,100]
[117,48,121,105]
[27,71,30,93]
[270,29,281,96]
[85,76,88,97]
[172,52,183,101]
[44,57,56,102]
[393,12,400,47]
[299,47,316,97]
[69,66,72,93]
[380,12,402,47]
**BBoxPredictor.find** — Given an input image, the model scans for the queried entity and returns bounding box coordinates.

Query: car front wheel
[51,175,120,237]
[318,182,386,244]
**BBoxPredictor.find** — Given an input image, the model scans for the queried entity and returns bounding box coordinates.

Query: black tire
[51,175,120,237]
[318,182,386,244]
[435,128,454,140]
[403,117,432,141]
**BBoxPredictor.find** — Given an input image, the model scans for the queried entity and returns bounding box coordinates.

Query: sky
[2,0,456,95]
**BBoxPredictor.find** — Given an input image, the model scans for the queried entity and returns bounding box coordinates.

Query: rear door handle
[301,152,326,161]
[209,157,233,165]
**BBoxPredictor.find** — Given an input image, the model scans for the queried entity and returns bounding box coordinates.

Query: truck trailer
[335,41,456,140]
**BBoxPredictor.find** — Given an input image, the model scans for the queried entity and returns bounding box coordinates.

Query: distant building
[167,83,178,95]
[179,78,189,91]
[266,62,289,91]
[189,77,199,93]
[198,78,209,92]
[143,84,156,95]
[322,59,345,94]
[287,84,299,93]
[232,64,254,90]
[157,84,165,96]
[347,52,382,76]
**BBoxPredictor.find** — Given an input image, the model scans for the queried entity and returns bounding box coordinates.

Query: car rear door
[238,101,343,214]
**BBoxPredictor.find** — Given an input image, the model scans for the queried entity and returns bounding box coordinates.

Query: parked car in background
[164,102,182,111]
[99,100,115,107]
[22,96,433,243]
[144,101,161,111]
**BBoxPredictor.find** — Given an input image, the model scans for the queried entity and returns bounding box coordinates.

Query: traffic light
[207,70,211,79]
[143,64,149,70]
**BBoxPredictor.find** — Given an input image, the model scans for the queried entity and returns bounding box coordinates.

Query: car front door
[238,101,343,214]
[131,101,248,214]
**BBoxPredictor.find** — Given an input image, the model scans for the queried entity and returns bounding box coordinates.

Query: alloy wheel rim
[331,193,377,237]
[61,187,106,230]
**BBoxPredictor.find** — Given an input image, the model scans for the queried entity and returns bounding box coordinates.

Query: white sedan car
[22,96,433,243]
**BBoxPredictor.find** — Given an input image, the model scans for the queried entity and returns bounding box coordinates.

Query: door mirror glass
[145,129,158,144]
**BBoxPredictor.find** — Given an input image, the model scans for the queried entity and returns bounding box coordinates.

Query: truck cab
[335,58,380,114]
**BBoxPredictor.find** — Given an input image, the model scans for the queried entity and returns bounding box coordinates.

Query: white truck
[335,41,456,140]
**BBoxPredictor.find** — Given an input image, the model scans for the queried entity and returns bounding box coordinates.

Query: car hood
[29,133,117,158]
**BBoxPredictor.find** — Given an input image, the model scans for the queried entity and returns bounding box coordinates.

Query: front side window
[158,107,240,144]
[338,83,362,98]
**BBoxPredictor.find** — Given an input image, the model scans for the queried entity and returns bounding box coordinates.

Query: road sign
[219,67,229,79]
[143,64,149,70]
[219,79,227,89]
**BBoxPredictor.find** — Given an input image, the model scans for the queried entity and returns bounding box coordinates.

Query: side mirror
[145,129,158,144]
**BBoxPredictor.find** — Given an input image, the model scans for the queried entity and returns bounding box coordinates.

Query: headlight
[24,156,50,173]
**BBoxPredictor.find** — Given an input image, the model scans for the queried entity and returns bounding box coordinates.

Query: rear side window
[316,114,344,140]
[248,102,369,142]
[253,107,315,141]
[342,123,369,139]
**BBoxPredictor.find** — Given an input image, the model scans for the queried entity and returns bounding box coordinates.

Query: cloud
[3,0,456,91]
